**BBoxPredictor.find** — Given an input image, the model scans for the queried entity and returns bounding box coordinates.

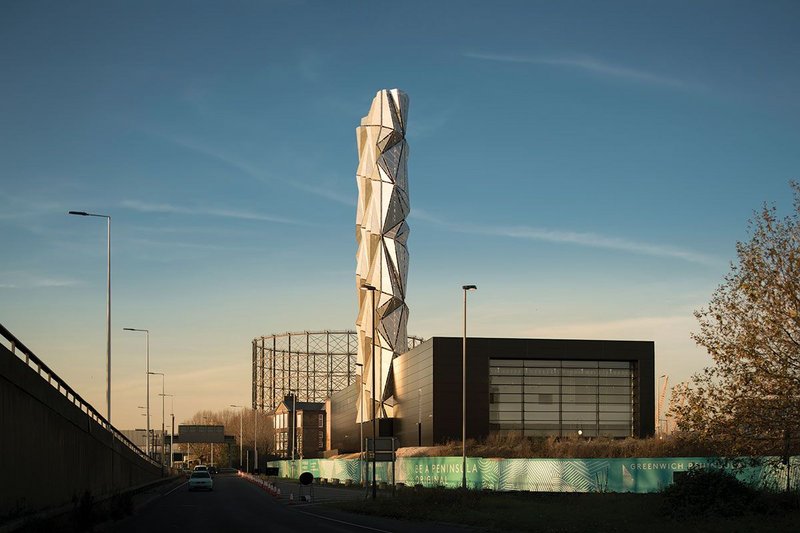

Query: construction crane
[656,375,669,436]
[665,385,687,434]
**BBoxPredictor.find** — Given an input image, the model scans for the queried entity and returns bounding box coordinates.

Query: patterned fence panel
[266,455,799,493]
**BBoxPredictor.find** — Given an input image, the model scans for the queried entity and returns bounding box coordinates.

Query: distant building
[273,395,326,459]
[120,428,167,459]
[120,429,149,452]
[328,337,655,452]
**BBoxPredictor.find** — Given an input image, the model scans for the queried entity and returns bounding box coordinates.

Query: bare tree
[183,407,275,466]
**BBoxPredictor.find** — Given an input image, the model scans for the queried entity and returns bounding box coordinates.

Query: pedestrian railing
[0,322,160,467]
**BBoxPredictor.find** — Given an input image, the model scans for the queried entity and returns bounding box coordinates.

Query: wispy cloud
[494,225,718,266]
[408,100,460,140]
[141,129,354,207]
[410,210,720,266]
[408,207,447,225]
[0,272,82,289]
[0,193,71,220]
[157,133,265,178]
[291,181,356,207]
[120,200,307,226]
[297,49,326,82]
[126,237,252,252]
[464,52,702,91]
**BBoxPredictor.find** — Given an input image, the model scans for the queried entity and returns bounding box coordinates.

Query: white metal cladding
[355,89,411,423]
[251,331,423,412]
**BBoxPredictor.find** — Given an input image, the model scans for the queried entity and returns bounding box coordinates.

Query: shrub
[395,431,720,459]
[662,466,756,517]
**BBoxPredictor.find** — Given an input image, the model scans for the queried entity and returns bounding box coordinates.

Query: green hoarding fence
[267,456,800,493]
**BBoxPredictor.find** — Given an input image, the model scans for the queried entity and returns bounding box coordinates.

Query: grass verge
[330,487,800,533]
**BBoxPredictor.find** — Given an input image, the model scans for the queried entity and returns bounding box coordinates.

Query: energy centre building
[253,89,655,460]
[328,337,654,453]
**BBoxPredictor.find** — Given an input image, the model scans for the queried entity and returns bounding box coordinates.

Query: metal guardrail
[0,322,160,468]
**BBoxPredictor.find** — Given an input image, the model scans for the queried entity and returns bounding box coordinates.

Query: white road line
[164,481,188,496]
[295,509,394,533]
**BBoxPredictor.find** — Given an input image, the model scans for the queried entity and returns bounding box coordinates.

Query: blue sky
[1,1,798,430]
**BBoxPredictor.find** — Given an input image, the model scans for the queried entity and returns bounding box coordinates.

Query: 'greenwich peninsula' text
[411,462,478,486]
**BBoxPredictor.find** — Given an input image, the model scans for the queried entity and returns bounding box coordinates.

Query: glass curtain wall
[489,359,634,437]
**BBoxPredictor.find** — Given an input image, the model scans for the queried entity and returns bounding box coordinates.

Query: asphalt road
[111,474,478,533]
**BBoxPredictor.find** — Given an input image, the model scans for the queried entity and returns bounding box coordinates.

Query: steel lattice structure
[252,331,423,412]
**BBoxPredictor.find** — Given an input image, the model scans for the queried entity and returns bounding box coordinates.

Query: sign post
[366,437,396,491]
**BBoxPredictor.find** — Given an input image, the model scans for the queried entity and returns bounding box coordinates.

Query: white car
[188,471,213,491]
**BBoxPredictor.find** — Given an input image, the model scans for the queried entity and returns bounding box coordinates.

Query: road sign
[366,437,395,462]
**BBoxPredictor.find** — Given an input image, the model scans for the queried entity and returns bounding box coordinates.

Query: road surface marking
[164,482,188,496]
[296,509,394,533]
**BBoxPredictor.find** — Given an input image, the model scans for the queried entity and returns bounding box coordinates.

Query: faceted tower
[355,89,410,423]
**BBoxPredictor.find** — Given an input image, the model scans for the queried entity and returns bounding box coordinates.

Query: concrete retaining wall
[0,344,162,520]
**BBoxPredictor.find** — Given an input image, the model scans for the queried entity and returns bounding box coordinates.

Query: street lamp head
[148,371,163,376]
[361,283,376,291]
[123,327,148,332]
[68,210,110,219]
[463,285,477,291]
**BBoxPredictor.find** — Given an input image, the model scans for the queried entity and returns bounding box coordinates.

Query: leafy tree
[675,182,800,460]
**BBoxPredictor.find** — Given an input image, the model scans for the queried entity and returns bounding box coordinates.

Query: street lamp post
[202,415,214,466]
[123,328,150,457]
[361,283,377,500]
[171,402,175,467]
[137,406,147,451]
[462,284,477,490]
[149,371,165,471]
[161,394,174,467]
[355,362,364,486]
[253,406,258,472]
[137,407,151,460]
[69,211,112,422]
[292,393,297,464]
[418,388,422,446]
[288,390,298,478]
[230,405,244,470]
